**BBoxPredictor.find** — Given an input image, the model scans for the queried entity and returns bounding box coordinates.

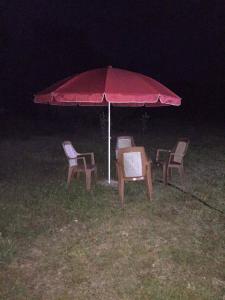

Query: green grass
[0,120,225,299]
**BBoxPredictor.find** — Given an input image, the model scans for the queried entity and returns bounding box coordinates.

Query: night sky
[1,0,225,121]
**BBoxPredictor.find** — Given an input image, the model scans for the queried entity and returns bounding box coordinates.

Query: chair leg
[119,179,125,208]
[162,162,167,185]
[85,170,92,191]
[179,166,185,190]
[116,162,119,180]
[167,166,172,181]
[67,167,74,188]
[146,171,153,200]
[94,167,97,181]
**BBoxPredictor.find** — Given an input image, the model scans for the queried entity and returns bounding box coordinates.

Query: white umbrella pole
[108,101,111,184]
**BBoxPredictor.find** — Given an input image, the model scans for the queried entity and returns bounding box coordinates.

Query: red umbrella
[34,66,181,183]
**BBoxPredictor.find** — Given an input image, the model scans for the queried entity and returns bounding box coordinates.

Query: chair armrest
[78,152,95,165]
[169,152,183,164]
[77,156,87,169]
[156,149,171,162]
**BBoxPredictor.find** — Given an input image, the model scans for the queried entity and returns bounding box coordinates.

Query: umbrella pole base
[98,179,118,188]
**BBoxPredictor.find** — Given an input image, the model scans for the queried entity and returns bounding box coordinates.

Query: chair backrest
[116,136,134,149]
[173,138,189,163]
[62,141,79,167]
[118,146,148,179]
[116,136,134,159]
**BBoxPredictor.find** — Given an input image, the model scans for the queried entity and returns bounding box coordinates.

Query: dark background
[1,0,225,129]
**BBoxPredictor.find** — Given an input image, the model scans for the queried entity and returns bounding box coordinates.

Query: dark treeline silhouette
[1,0,224,125]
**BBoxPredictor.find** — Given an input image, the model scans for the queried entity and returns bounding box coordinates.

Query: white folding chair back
[123,152,143,178]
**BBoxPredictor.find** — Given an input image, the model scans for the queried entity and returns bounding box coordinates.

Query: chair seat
[169,161,182,166]
[156,160,166,166]
[126,176,144,181]
[156,158,183,167]
[77,164,96,171]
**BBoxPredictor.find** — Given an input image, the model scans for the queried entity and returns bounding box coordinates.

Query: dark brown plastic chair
[156,138,190,188]
[62,141,97,191]
[116,146,153,207]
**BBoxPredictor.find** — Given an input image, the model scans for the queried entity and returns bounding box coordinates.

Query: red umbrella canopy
[34,66,181,107]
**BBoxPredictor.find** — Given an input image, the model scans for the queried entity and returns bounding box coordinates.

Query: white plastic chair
[62,141,97,190]
[115,136,135,159]
[116,146,153,207]
[156,138,189,188]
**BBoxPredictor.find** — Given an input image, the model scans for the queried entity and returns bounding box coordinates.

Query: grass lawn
[0,118,225,299]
